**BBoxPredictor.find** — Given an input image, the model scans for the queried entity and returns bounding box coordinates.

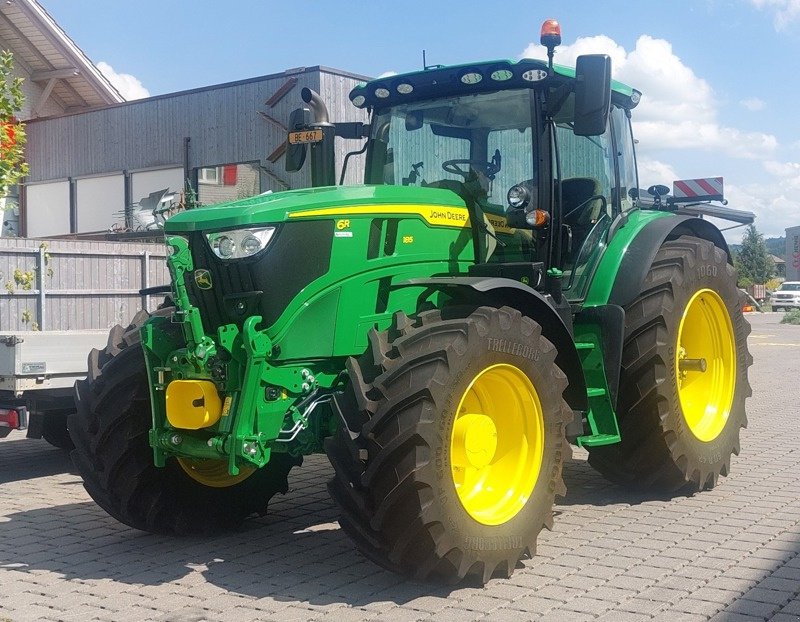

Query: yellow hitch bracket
[165,380,223,430]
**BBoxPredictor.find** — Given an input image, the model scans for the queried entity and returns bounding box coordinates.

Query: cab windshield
[365,89,536,215]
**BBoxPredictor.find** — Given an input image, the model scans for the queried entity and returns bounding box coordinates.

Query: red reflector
[540,19,562,46]
[0,408,20,429]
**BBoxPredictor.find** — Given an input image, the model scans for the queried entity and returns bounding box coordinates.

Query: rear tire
[69,308,300,535]
[588,236,752,491]
[326,306,571,584]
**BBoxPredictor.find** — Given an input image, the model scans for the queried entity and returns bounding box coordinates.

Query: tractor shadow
[557,450,685,508]
[0,444,702,609]
[0,436,76,484]
[0,499,457,607]
[0,446,460,606]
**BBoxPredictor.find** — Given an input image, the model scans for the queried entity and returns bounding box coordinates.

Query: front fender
[399,277,588,412]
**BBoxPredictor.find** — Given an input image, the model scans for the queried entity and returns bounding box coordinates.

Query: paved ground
[1,313,798,622]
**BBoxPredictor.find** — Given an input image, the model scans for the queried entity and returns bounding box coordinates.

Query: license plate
[288,129,323,144]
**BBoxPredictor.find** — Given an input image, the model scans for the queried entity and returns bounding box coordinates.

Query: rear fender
[400,277,588,412]
[597,214,730,308]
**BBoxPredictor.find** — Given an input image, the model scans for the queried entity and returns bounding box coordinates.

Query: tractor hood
[164,185,467,233]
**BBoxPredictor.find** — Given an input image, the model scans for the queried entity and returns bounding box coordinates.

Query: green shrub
[780,310,800,325]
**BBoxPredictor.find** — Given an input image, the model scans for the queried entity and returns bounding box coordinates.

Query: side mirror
[647,184,670,197]
[285,107,312,172]
[573,54,612,137]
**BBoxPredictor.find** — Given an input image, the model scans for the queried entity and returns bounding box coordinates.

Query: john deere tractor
[70,22,752,584]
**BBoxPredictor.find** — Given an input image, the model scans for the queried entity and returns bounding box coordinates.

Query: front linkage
[141,235,340,476]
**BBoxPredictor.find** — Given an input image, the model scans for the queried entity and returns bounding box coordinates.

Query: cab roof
[348,58,640,111]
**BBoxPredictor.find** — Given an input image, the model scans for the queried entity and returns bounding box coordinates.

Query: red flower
[1,122,15,148]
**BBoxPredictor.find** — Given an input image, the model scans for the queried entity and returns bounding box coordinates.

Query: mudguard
[608,215,729,308]
[400,276,588,412]
[586,213,730,309]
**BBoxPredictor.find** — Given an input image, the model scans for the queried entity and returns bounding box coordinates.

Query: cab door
[551,100,637,302]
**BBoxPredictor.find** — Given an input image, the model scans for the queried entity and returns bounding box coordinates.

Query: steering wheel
[442,159,496,178]
[563,194,607,223]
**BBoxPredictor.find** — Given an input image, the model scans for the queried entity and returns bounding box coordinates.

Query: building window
[198,167,220,184]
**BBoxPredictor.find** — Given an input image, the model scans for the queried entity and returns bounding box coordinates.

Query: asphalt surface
[1,312,799,622]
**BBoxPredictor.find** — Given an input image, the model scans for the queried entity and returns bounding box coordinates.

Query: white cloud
[749,0,800,30]
[96,61,149,101]
[763,159,800,191]
[717,159,800,239]
[636,156,680,190]
[725,182,799,239]
[520,35,778,160]
[740,97,766,111]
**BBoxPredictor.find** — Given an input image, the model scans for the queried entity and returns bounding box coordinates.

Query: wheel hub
[676,288,736,442]
[452,414,498,470]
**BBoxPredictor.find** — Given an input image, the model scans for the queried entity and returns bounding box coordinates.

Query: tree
[734,224,774,285]
[0,50,28,193]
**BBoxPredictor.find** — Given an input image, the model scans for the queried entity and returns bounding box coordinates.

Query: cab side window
[612,106,638,212]
[552,92,615,298]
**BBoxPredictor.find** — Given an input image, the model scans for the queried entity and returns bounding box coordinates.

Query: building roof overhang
[0,0,123,118]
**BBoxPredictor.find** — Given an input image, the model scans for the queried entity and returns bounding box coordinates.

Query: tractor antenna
[422,50,443,71]
[540,19,562,71]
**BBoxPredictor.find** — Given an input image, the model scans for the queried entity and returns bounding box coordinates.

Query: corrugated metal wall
[25,67,371,192]
[0,238,169,331]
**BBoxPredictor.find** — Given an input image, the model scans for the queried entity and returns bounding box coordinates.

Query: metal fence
[0,238,169,331]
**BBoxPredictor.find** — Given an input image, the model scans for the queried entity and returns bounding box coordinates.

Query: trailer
[0,236,168,447]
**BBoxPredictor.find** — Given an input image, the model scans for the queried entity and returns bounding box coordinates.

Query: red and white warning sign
[673,177,724,202]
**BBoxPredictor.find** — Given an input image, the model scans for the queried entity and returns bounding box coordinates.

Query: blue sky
[43,0,800,242]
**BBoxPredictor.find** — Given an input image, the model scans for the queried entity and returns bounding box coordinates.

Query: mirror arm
[334,122,370,139]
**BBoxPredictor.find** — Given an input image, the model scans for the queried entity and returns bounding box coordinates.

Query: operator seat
[561,177,605,260]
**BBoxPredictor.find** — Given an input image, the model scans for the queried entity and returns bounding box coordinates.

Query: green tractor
[70,23,752,584]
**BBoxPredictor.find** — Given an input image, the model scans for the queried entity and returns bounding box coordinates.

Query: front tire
[326,306,571,584]
[588,236,752,491]
[69,309,300,535]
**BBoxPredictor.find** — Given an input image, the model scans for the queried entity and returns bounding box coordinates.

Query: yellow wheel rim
[675,288,736,442]
[450,363,544,526]
[177,458,255,488]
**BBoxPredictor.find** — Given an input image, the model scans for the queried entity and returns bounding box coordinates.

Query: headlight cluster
[206,227,275,260]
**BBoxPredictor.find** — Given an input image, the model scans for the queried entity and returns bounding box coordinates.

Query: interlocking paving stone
[1,313,798,621]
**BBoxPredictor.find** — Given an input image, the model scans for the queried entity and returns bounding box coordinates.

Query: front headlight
[206,227,276,260]
[507,184,530,209]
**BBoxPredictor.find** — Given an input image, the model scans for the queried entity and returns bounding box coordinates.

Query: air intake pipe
[301,88,330,125]
[300,88,335,187]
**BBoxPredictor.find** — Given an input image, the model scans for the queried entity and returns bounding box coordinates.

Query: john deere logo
[194,269,213,290]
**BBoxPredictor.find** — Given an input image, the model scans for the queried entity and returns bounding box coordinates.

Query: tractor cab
[287,25,641,306]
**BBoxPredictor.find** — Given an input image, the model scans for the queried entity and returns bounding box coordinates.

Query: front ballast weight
[143,314,338,475]
[140,236,337,477]
[141,316,338,476]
